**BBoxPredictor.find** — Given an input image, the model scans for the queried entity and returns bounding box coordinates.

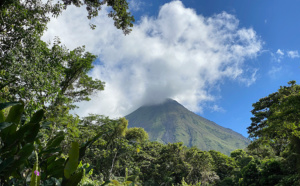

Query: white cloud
[210,105,225,112]
[271,49,285,62]
[268,66,282,79]
[128,0,144,11]
[42,1,262,117]
[276,49,284,56]
[287,50,299,58]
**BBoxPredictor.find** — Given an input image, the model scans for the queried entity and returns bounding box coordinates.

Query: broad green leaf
[5,102,24,124]
[2,143,34,175]
[24,123,40,143]
[0,124,17,145]
[29,109,44,124]
[65,169,84,186]
[0,122,14,131]
[16,121,40,144]
[47,158,65,178]
[0,111,4,122]
[64,142,79,179]
[13,144,35,166]
[0,102,21,111]
[0,145,18,159]
[0,157,14,175]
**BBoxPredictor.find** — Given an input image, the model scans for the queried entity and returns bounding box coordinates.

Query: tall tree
[0,0,134,113]
[247,81,300,174]
[0,0,134,33]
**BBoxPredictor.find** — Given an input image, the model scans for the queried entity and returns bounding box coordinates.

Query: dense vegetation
[1,0,300,185]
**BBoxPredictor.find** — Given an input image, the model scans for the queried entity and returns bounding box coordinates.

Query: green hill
[125,99,250,155]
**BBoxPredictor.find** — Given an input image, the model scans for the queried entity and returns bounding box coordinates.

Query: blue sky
[43,0,300,138]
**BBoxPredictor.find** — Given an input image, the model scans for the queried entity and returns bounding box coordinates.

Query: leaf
[0,157,14,175]
[64,142,79,179]
[17,122,40,144]
[65,169,84,186]
[13,143,34,166]
[0,145,18,160]
[24,123,40,143]
[0,124,17,145]
[101,181,111,186]
[46,131,65,150]
[0,111,4,122]
[0,102,21,111]
[111,180,120,185]
[5,102,24,124]
[29,109,44,124]
[47,158,65,178]
[41,121,51,129]
[0,122,14,131]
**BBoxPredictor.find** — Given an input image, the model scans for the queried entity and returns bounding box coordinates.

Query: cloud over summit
[43,1,262,117]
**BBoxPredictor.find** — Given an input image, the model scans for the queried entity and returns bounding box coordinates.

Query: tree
[230,149,253,169]
[209,150,236,180]
[259,158,283,186]
[1,37,104,115]
[0,0,134,34]
[185,147,216,185]
[0,0,134,113]
[240,160,261,186]
[125,127,149,143]
[247,81,300,174]
[248,81,300,141]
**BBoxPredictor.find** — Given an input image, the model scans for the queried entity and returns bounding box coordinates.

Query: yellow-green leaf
[64,142,79,179]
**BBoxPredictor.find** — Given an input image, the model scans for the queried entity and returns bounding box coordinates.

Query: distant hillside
[125,99,250,155]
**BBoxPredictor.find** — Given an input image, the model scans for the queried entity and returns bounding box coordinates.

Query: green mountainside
[125,99,250,155]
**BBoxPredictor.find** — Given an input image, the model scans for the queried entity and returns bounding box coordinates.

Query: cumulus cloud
[287,50,299,58]
[42,1,262,117]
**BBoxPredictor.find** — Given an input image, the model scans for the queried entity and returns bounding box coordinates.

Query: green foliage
[0,0,134,115]
[125,127,149,143]
[248,81,300,177]
[230,149,253,169]
[0,102,109,185]
[64,142,80,179]
[248,81,300,146]
[209,150,236,180]
[259,159,283,185]
[240,160,261,186]
[185,147,214,184]
[0,103,41,182]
